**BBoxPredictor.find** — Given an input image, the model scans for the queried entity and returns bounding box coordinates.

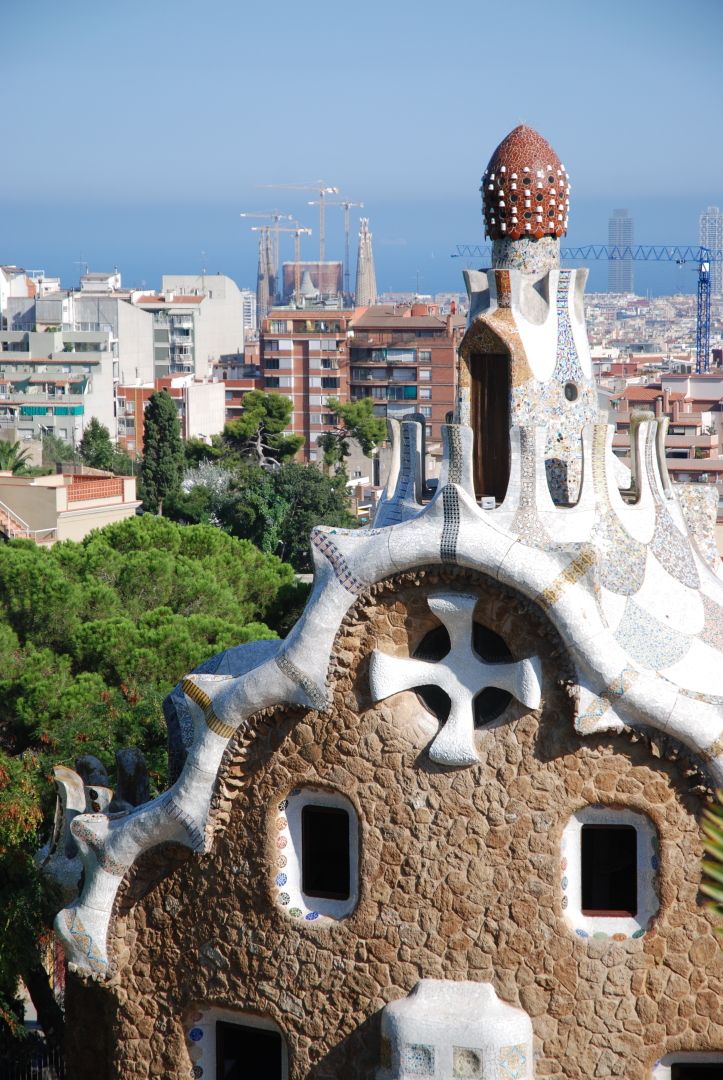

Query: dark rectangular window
[671,1066,723,1079]
[301,804,350,900]
[216,1021,282,1080]
[581,825,637,916]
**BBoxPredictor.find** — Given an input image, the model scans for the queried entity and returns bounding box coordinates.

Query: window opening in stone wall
[301,805,350,900]
[671,1066,723,1079]
[581,824,637,916]
[469,352,511,504]
[412,621,514,727]
[216,1020,283,1080]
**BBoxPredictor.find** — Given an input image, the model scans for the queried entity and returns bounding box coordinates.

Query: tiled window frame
[184,1006,287,1080]
[561,805,659,941]
[272,786,359,923]
[652,1052,723,1078]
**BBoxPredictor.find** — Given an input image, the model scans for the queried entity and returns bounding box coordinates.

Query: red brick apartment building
[259,309,354,463]
[255,303,463,463]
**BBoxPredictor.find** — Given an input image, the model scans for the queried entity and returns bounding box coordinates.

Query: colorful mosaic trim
[311,529,365,595]
[509,270,596,505]
[440,485,461,563]
[165,794,205,852]
[701,594,723,653]
[401,1043,434,1075]
[561,830,659,941]
[397,422,418,500]
[273,791,323,923]
[60,908,107,975]
[536,546,595,611]
[511,427,551,546]
[613,598,692,671]
[71,819,127,877]
[274,652,328,711]
[498,1043,529,1079]
[445,425,464,487]
[590,423,647,595]
[181,678,237,740]
[575,667,638,733]
[644,426,700,589]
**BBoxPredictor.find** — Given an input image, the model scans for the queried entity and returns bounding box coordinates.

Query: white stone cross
[369,592,542,767]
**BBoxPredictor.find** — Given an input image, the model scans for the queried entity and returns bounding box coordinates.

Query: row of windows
[293,795,654,927]
[195,1018,720,1079]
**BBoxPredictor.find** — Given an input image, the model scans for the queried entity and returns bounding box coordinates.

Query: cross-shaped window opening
[412,621,514,727]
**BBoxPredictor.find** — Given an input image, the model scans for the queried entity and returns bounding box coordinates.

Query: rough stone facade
[65,570,723,1079]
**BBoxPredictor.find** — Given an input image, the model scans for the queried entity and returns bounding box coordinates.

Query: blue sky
[4,0,723,295]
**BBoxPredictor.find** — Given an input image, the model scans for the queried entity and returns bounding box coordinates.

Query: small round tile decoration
[276,836,287,849]
[192,1068,203,1078]
[575,928,589,938]
[189,1028,204,1043]
[278,799,288,811]
[305,911,319,921]
[289,907,302,917]
[276,873,287,887]
[277,854,287,868]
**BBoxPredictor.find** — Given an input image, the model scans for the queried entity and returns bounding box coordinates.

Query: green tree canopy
[317,397,387,471]
[223,390,304,469]
[78,418,114,471]
[140,390,185,513]
[41,433,79,468]
[0,514,296,1039]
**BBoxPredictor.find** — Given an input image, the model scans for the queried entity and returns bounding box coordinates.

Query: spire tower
[354,218,377,307]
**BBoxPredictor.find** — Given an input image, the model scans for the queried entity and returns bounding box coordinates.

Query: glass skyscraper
[607,209,634,294]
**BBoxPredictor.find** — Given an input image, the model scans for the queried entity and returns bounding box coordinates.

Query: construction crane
[258,182,339,261]
[240,210,292,298]
[308,198,363,301]
[252,223,312,307]
[452,243,723,374]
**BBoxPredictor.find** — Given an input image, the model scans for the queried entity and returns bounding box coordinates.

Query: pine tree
[79,417,114,470]
[140,391,184,514]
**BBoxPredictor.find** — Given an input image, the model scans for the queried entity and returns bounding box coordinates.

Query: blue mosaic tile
[401,1043,435,1075]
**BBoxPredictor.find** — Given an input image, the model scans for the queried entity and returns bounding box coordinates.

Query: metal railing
[0,499,56,542]
[0,1043,65,1078]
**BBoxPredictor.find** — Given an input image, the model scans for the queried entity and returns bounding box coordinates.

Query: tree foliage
[167,460,357,571]
[0,514,296,1037]
[223,390,304,469]
[41,434,79,469]
[317,396,387,471]
[0,441,32,475]
[140,391,184,512]
[78,418,114,471]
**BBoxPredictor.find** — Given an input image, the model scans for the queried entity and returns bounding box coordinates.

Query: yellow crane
[308,198,363,301]
[257,182,338,262]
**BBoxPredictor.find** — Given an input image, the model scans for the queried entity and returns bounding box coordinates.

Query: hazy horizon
[4,0,722,298]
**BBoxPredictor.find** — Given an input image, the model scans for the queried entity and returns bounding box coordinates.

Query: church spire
[354,218,377,307]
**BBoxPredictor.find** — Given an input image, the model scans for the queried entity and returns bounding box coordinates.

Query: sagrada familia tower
[42,127,723,1079]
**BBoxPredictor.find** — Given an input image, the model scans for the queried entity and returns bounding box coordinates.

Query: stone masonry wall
[66,568,723,1079]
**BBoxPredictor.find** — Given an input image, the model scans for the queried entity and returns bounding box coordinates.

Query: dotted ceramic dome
[481,125,570,241]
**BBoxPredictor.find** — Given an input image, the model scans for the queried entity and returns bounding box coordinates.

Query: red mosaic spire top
[481,125,570,241]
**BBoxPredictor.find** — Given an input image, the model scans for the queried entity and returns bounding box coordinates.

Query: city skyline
[3,1,723,297]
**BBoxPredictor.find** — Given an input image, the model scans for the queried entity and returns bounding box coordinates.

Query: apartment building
[0,291,153,443]
[348,303,464,447]
[133,275,245,381]
[260,308,353,463]
[607,373,723,523]
[116,376,226,455]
